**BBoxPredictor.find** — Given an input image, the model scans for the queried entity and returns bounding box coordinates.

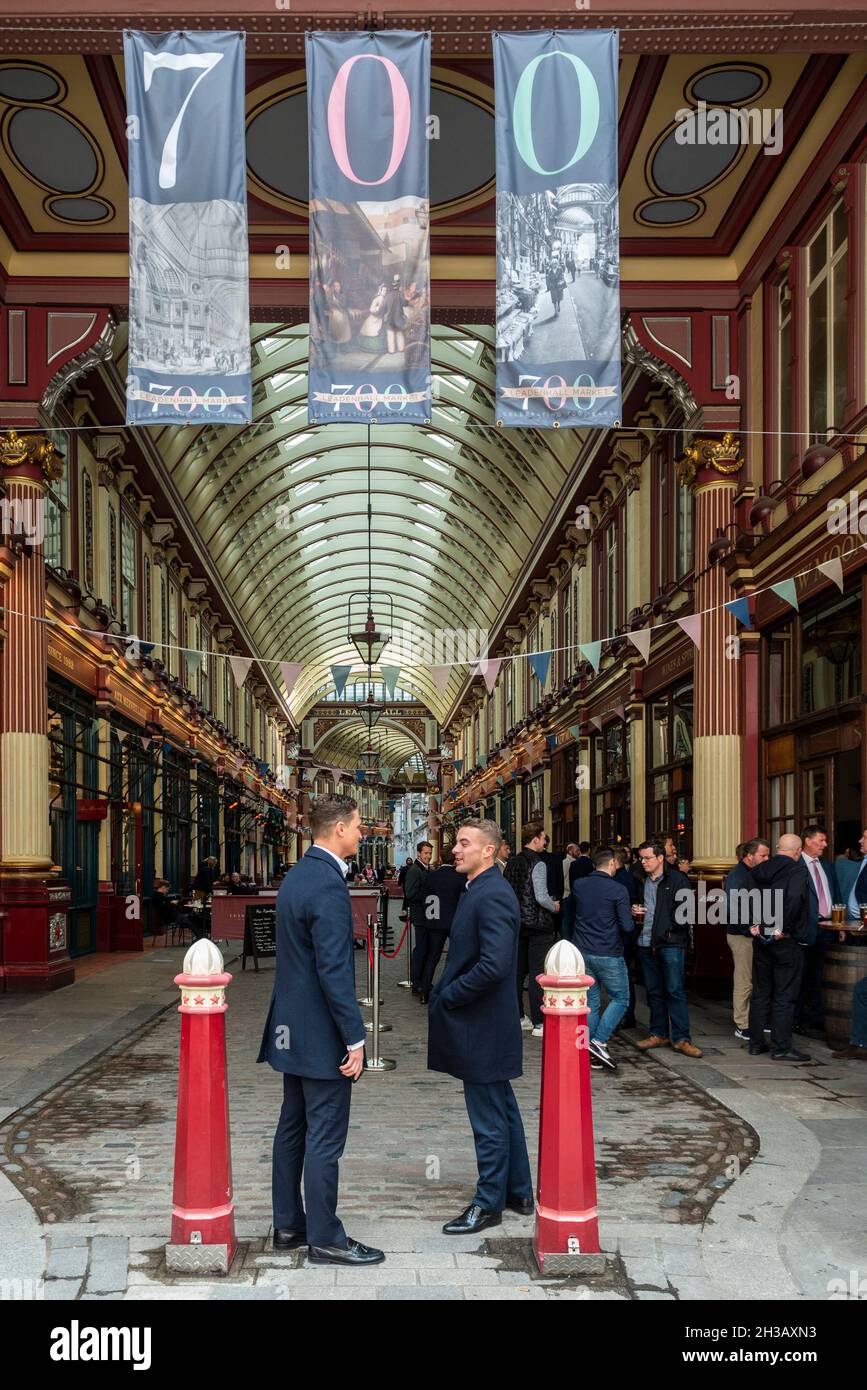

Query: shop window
[807,200,848,437]
[523,774,544,823]
[767,771,795,842]
[107,503,118,613]
[646,684,693,859]
[82,472,94,589]
[167,582,179,677]
[120,510,137,632]
[143,558,152,643]
[775,278,794,478]
[766,621,794,727]
[44,433,70,570]
[800,592,860,715]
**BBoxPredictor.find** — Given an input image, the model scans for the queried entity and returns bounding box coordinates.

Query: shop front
[646,682,694,861]
[761,582,864,853]
[591,717,631,848]
[550,743,579,853]
[47,678,99,957]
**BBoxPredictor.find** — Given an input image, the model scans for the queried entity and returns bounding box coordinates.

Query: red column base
[0,871,74,992]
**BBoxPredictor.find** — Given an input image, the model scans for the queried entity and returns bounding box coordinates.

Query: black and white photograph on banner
[496,182,620,367]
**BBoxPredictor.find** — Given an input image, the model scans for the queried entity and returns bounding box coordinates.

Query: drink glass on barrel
[832,903,846,929]
[859,904,867,931]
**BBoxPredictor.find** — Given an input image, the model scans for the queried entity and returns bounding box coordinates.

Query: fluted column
[682,435,744,876]
[0,430,73,989]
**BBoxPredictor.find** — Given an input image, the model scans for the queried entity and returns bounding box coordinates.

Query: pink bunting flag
[279,661,303,697]
[329,767,344,784]
[430,665,451,699]
[676,614,703,649]
[589,715,603,732]
[817,557,844,593]
[479,656,503,694]
[229,655,253,688]
[627,629,652,663]
[613,704,626,721]
[140,736,151,753]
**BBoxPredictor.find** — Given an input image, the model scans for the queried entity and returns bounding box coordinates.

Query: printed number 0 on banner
[142,50,224,190]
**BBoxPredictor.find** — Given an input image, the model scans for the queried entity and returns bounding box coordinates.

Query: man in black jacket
[405,841,433,995]
[723,837,770,1041]
[633,839,703,1057]
[748,834,812,1062]
[568,842,594,890]
[415,851,466,1001]
[572,848,634,1072]
[428,819,533,1235]
[504,820,560,1036]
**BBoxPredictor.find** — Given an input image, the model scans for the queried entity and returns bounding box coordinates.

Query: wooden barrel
[823,934,867,1047]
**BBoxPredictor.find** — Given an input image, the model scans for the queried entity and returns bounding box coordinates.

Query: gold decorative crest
[0,430,64,482]
[676,432,744,486]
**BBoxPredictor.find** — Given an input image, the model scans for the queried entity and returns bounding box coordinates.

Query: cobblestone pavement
[0,938,761,1301]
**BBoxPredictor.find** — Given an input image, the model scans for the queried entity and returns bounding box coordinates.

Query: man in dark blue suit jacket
[257,794,384,1267]
[428,818,533,1235]
[798,826,842,1032]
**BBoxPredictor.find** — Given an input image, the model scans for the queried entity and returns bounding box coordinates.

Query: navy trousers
[272,1073,352,1248]
[463,1080,533,1213]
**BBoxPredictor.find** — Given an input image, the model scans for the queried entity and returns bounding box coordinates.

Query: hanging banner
[123,30,251,425]
[306,30,431,425]
[494,30,621,428]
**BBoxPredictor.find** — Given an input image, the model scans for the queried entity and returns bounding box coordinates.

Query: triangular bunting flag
[229,655,253,688]
[613,704,626,721]
[380,768,391,783]
[454,759,464,776]
[568,724,581,741]
[479,656,503,694]
[331,664,352,698]
[529,651,551,685]
[579,641,603,673]
[771,579,799,612]
[478,753,488,768]
[380,665,401,699]
[496,775,504,786]
[140,736,151,753]
[185,650,204,673]
[589,715,603,732]
[329,767,344,784]
[279,662,303,697]
[430,665,451,699]
[546,734,557,750]
[627,629,652,663]
[725,598,752,629]
[676,614,703,649]
[355,770,366,785]
[817,557,844,593]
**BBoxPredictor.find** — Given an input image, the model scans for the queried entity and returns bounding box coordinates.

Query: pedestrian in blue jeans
[633,839,703,1059]
[572,847,635,1073]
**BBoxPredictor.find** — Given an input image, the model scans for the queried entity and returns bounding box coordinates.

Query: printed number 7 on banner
[142,50,224,190]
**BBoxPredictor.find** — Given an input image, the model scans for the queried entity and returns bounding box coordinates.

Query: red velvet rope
[366,921,409,961]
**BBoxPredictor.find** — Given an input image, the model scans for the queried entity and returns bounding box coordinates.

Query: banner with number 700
[123,30,252,425]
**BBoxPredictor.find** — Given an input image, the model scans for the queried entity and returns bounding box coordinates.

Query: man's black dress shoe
[772,1048,811,1062]
[442,1204,502,1235]
[273,1227,307,1250]
[748,1043,769,1055]
[506,1196,534,1216]
[307,1239,385,1266]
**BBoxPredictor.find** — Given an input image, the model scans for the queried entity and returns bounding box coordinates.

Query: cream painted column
[682,437,745,875]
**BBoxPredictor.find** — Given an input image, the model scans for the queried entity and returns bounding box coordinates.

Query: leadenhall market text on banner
[306,30,431,425]
[494,30,621,429]
[123,30,252,425]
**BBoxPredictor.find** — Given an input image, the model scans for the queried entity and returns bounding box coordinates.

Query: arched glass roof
[134,325,580,730]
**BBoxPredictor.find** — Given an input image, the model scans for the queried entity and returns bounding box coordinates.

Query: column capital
[677,432,744,490]
[0,430,64,488]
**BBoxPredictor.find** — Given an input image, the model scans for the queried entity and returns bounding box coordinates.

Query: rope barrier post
[533,940,607,1276]
[365,904,393,1033]
[357,912,375,1006]
[364,915,395,1072]
[396,903,413,989]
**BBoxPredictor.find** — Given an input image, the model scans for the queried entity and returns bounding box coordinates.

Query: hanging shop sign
[306,30,431,425]
[494,30,621,428]
[124,29,252,425]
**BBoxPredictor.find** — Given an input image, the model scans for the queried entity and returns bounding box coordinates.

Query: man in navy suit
[428,818,533,1235]
[798,826,842,1033]
[257,794,384,1267]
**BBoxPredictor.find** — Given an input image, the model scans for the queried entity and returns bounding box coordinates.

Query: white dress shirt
[313,844,364,1050]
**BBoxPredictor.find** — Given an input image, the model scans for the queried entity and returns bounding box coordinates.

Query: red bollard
[533,939,606,1275]
[165,939,237,1275]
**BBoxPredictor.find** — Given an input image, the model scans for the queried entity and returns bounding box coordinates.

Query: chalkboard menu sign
[243,903,277,971]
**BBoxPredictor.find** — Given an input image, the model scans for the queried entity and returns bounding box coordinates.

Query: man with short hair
[798,825,841,1034]
[568,842,593,890]
[723,837,771,1042]
[257,794,384,1267]
[572,847,634,1072]
[504,820,560,1036]
[495,839,512,873]
[428,818,533,1234]
[405,841,434,996]
[561,843,580,936]
[416,848,465,1001]
[748,833,811,1062]
[634,839,702,1057]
